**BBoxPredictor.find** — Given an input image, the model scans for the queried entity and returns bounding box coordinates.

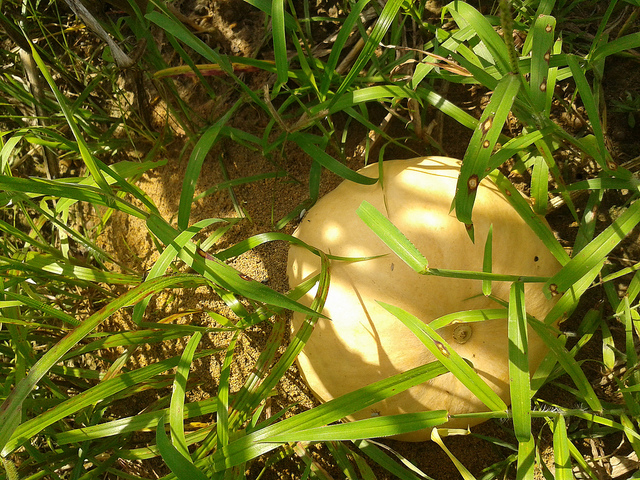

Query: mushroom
[287,157,562,441]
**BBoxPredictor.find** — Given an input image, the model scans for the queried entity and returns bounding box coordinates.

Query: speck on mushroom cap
[287,157,562,441]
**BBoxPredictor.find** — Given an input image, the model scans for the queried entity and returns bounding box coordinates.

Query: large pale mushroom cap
[287,157,562,441]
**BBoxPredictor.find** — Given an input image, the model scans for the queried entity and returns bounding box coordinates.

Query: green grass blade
[170,332,203,459]
[291,133,378,184]
[177,100,242,230]
[431,428,477,480]
[353,439,429,480]
[508,282,531,442]
[53,399,219,444]
[515,435,535,480]
[333,0,404,98]
[0,274,209,455]
[528,318,603,412]
[156,414,209,480]
[356,200,428,273]
[132,218,225,324]
[455,74,520,231]
[591,31,640,64]
[415,85,479,131]
[271,0,288,86]
[217,332,237,449]
[552,415,572,480]
[428,309,508,330]
[27,37,109,191]
[379,301,508,412]
[193,252,331,459]
[566,55,611,171]
[0,176,147,219]
[443,2,510,74]
[530,154,549,215]
[544,198,640,297]
[146,214,324,318]
[357,200,549,283]
[573,191,601,256]
[489,171,570,265]
[1,290,81,327]
[567,441,600,480]
[529,15,556,114]
[318,0,370,97]
[3,348,213,456]
[201,361,448,471]
[263,411,448,442]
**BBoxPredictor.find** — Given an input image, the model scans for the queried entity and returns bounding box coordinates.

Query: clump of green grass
[2,0,640,478]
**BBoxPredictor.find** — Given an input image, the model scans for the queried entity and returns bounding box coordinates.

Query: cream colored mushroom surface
[287,157,563,442]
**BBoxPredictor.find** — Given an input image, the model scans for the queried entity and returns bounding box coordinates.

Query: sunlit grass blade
[621,296,639,372]
[201,361,448,471]
[27,37,109,191]
[132,218,225,324]
[357,201,549,283]
[515,435,535,480]
[146,214,324,318]
[1,290,81,327]
[573,190,601,254]
[544,198,640,297]
[17,252,138,284]
[353,439,427,480]
[455,74,520,232]
[271,0,288,85]
[54,398,219,445]
[356,200,428,273]
[415,84,479,131]
[4,348,216,457]
[489,171,570,265]
[530,154,549,215]
[552,415,572,480]
[0,176,147,219]
[567,441,600,480]
[486,128,548,171]
[157,414,209,480]
[379,301,508,412]
[170,331,203,459]
[193,253,330,459]
[62,327,205,361]
[428,308,508,330]
[508,282,531,442]
[263,411,448,442]
[544,260,604,330]
[291,132,378,185]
